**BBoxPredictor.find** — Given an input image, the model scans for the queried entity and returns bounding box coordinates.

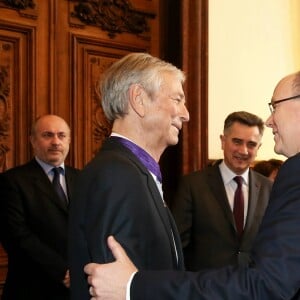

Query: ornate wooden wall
[0,0,208,294]
[0,0,160,294]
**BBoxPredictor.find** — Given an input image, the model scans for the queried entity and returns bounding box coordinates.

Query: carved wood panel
[70,35,149,167]
[0,23,34,170]
[53,0,158,165]
[68,0,155,39]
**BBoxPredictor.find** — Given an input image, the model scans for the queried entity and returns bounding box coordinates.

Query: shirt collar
[35,156,65,175]
[219,160,249,185]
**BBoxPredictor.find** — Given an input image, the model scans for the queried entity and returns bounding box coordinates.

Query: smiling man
[172,111,272,272]
[68,52,190,300]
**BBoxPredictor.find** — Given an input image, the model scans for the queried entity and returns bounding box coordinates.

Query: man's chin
[169,136,179,146]
[274,144,283,155]
[233,161,248,173]
[47,157,63,165]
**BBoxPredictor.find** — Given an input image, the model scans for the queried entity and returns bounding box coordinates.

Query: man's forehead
[226,124,261,139]
[36,119,69,131]
[273,75,295,99]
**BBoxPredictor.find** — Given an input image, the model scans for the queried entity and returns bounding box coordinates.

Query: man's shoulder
[250,169,272,182]
[249,169,273,191]
[179,164,221,189]
[0,161,41,190]
[1,160,37,176]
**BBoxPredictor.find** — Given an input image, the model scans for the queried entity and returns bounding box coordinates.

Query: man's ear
[128,84,146,117]
[220,134,225,150]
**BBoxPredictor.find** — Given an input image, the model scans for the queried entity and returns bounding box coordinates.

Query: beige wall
[209,0,300,161]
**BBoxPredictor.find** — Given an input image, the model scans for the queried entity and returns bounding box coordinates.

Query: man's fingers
[83,235,128,276]
[107,235,129,262]
[84,235,138,286]
[84,263,98,275]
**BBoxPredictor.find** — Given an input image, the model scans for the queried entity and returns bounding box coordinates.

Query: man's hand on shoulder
[84,236,138,300]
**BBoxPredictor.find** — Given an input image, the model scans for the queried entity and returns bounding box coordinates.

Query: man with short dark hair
[172,111,272,271]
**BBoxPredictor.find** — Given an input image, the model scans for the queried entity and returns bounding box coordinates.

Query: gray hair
[99,52,185,122]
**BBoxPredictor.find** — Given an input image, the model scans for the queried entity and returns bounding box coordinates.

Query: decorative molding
[0,0,37,19]
[0,0,35,10]
[0,64,10,172]
[89,56,112,146]
[93,105,111,145]
[182,0,209,173]
[69,0,154,38]
[70,33,147,167]
[90,57,112,148]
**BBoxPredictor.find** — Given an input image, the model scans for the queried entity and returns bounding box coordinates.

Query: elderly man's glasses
[268,94,300,113]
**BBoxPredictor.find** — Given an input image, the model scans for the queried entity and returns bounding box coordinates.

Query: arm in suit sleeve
[84,160,175,267]
[69,155,177,299]
[130,154,300,300]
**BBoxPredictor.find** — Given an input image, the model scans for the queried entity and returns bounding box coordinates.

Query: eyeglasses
[268,94,300,113]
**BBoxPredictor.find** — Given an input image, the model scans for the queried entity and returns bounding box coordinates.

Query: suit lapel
[65,166,77,202]
[29,160,69,213]
[104,138,181,267]
[165,207,185,269]
[243,170,260,236]
[207,164,236,230]
[143,168,182,268]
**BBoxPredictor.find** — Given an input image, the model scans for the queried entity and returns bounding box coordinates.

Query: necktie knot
[234,176,243,187]
[52,167,68,205]
[52,167,62,176]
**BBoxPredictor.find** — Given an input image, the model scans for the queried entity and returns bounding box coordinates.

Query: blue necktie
[52,167,68,204]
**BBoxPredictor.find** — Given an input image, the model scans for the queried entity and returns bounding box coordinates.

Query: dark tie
[233,176,244,238]
[52,167,68,204]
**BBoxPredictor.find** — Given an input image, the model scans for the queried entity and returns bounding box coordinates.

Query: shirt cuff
[126,271,138,300]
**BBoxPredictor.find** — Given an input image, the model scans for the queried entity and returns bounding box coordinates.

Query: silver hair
[98,52,185,122]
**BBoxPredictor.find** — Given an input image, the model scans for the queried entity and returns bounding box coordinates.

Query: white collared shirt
[219,160,249,225]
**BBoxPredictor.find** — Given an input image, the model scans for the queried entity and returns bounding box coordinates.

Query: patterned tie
[52,167,68,204]
[233,176,244,238]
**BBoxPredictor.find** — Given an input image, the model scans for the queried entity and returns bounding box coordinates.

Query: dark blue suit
[68,137,184,300]
[0,159,79,300]
[130,153,300,299]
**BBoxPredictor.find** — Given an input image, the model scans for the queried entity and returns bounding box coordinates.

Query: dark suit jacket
[172,161,272,270]
[130,153,300,300]
[0,159,79,300]
[68,137,184,300]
